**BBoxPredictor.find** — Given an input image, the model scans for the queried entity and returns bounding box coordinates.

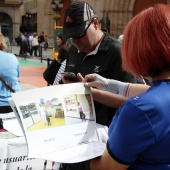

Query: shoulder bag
[0,77,15,93]
[43,59,61,85]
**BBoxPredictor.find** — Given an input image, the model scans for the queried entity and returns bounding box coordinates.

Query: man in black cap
[59,1,143,169]
[62,0,141,127]
[63,0,97,40]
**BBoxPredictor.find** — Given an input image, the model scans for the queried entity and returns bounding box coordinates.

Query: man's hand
[61,72,79,84]
[61,76,75,84]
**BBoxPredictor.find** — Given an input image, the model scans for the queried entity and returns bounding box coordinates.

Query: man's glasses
[72,20,93,39]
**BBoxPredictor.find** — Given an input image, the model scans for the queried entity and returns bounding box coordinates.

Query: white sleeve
[53,60,67,85]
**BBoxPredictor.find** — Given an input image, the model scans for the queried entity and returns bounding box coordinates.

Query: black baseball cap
[63,1,97,39]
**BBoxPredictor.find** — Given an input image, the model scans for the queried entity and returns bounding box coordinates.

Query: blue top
[0,51,21,106]
[107,80,170,170]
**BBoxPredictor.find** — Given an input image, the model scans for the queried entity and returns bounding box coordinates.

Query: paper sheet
[3,119,24,137]
[10,83,106,163]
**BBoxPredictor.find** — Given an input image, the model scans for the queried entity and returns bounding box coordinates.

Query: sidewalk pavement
[11,45,54,62]
[19,81,39,91]
[10,45,52,91]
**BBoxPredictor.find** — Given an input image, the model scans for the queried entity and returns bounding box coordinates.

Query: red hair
[122,4,170,77]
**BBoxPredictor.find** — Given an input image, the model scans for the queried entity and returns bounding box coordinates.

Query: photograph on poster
[9,83,105,163]
[18,94,95,131]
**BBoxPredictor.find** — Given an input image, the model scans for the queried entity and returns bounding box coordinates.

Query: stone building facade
[85,0,167,38]
[0,0,169,45]
[22,0,168,46]
[0,0,23,43]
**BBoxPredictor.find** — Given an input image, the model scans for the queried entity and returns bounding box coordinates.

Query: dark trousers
[31,46,38,56]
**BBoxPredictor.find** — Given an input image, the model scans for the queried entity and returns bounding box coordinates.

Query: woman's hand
[77,73,108,91]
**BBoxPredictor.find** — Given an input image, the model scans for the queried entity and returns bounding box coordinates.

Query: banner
[0,137,52,170]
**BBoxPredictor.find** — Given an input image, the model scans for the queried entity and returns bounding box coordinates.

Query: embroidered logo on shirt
[68,64,75,67]
[93,66,100,73]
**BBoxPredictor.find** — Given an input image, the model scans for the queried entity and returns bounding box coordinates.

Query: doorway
[0,12,13,43]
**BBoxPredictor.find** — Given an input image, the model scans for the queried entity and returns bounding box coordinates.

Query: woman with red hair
[64,4,170,170]
[88,4,170,170]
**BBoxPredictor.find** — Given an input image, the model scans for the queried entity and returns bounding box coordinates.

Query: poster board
[10,83,105,163]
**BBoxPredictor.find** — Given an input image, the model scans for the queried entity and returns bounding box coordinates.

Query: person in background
[38,31,45,46]
[61,1,141,127]
[0,33,21,113]
[56,33,69,63]
[64,4,170,170]
[28,32,33,48]
[26,31,31,40]
[53,33,69,85]
[4,36,11,53]
[38,31,45,56]
[19,32,28,58]
[31,32,39,57]
[15,34,19,46]
[44,35,48,50]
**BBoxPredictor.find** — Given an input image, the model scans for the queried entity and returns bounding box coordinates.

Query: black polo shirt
[65,31,138,127]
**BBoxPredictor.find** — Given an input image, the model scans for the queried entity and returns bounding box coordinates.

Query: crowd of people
[1,1,170,170]
[15,31,48,58]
